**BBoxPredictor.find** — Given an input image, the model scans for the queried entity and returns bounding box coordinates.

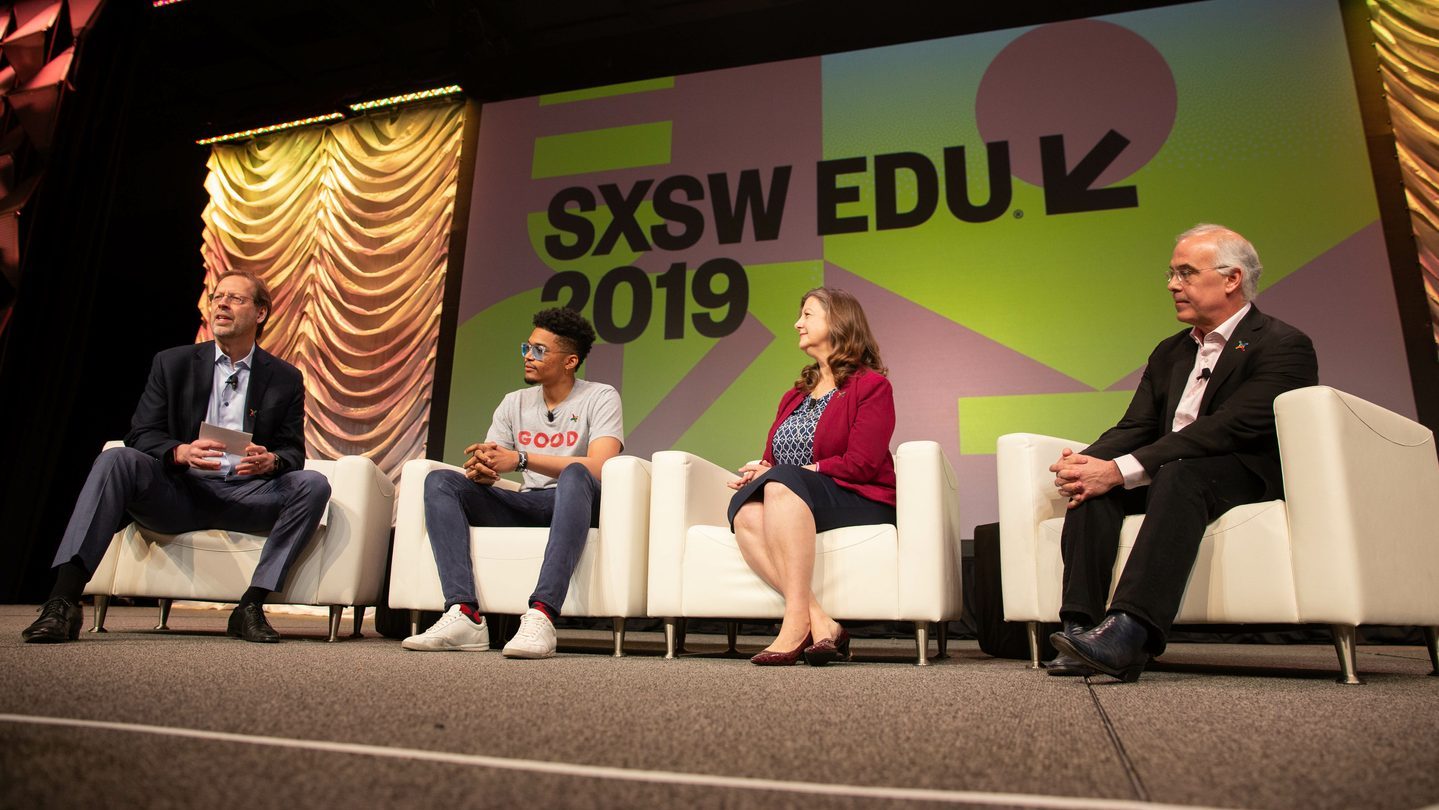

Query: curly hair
[795,287,887,392]
[533,307,598,365]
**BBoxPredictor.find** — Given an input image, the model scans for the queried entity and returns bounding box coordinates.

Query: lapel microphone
[226,372,240,390]
[1196,367,1212,382]
[546,409,556,423]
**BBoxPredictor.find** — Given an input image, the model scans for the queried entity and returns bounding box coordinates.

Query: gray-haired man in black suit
[23,271,330,644]
[1047,225,1318,682]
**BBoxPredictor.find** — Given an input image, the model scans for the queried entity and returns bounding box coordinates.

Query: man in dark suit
[1046,224,1318,682]
[22,271,331,644]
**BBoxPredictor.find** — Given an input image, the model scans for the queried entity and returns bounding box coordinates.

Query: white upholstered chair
[997,385,1439,683]
[83,444,396,642]
[386,455,651,656]
[646,440,963,665]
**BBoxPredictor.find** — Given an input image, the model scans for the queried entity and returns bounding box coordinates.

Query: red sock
[458,603,483,624]
[530,601,556,622]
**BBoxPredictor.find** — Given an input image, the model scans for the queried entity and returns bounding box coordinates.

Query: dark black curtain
[0,2,210,602]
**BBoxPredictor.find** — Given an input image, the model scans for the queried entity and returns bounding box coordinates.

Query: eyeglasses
[520,342,569,362]
[209,292,254,305]
[1165,265,1232,284]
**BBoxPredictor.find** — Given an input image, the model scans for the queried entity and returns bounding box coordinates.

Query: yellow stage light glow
[195,112,346,146]
[348,85,464,112]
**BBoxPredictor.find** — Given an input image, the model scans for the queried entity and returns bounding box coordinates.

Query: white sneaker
[401,605,490,651]
[502,608,557,659]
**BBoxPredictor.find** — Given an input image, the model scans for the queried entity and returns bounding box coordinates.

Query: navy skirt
[726,464,896,533]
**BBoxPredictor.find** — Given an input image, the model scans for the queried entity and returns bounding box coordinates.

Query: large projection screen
[446,0,1415,529]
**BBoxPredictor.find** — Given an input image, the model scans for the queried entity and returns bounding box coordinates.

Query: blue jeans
[422,464,601,615]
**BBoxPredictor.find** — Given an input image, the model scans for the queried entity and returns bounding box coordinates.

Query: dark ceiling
[136,0,1192,139]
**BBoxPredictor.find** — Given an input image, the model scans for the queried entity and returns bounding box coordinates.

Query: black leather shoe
[227,603,280,643]
[22,597,82,643]
[1045,618,1094,676]
[1051,612,1150,683]
[1044,653,1095,676]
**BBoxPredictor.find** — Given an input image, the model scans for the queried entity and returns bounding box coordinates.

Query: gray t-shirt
[486,378,625,490]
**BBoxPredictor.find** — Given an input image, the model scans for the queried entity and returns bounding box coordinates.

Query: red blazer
[761,367,897,506]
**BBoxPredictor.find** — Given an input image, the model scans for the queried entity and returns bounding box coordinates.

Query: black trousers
[1059,455,1266,653]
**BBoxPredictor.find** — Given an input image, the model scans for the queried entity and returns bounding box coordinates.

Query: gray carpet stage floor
[1,605,1436,810]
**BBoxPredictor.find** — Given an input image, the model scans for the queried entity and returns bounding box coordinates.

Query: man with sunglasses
[1044,225,1317,682]
[22,270,330,644]
[404,307,623,658]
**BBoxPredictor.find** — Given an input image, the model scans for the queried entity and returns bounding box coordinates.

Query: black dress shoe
[227,603,280,643]
[22,596,82,643]
[1044,652,1096,677]
[1051,612,1149,683]
[1045,619,1094,676]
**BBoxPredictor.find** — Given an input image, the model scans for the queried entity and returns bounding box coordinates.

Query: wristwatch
[517,450,528,472]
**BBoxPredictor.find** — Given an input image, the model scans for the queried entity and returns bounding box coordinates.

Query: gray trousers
[53,446,331,592]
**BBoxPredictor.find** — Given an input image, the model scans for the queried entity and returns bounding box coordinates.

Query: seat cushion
[678,523,902,619]
[1036,499,1300,623]
[110,524,330,605]
[468,527,606,615]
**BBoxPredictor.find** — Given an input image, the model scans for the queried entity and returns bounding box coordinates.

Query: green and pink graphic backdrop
[449,0,1414,529]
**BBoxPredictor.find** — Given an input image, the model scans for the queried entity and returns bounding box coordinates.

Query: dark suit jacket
[124,341,308,476]
[762,367,897,505]
[1084,305,1318,499]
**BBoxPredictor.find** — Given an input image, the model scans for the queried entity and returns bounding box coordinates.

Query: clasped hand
[1049,448,1122,509]
[464,441,517,484]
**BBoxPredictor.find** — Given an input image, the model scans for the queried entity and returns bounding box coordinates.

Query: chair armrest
[594,455,653,615]
[647,450,736,615]
[310,455,395,605]
[388,458,467,610]
[995,432,1083,621]
[894,440,964,620]
[1277,386,1439,624]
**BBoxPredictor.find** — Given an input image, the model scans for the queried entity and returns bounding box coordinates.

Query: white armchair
[83,445,395,642]
[646,441,963,665]
[386,455,651,656]
[997,386,1439,683]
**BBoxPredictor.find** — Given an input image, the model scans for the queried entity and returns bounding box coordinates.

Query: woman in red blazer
[726,287,897,666]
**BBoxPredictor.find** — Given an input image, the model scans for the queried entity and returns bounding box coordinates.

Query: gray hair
[1176,224,1262,301]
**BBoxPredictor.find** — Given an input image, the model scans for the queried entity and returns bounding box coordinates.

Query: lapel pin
[1235,341,1249,352]
[248,408,257,418]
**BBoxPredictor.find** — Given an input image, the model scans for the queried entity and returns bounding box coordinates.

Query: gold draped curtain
[198,101,464,479]
[1370,0,1439,350]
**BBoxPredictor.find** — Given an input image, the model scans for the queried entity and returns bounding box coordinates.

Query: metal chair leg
[937,621,950,659]
[1026,621,1043,669]
[726,621,739,654]
[663,618,678,659]
[327,606,342,643]
[155,598,172,630]
[89,595,109,633]
[914,621,930,666]
[1423,627,1438,676]
[1331,624,1363,685]
[409,609,420,637]
[351,607,364,638]
[611,617,626,657]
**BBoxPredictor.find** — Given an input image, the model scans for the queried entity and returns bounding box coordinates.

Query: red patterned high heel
[750,633,813,666]
[803,626,852,666]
